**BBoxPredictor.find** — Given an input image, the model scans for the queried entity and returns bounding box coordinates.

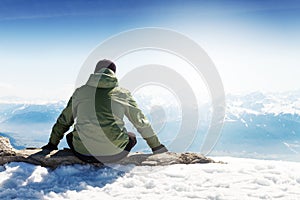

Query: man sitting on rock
[42,59,167,163]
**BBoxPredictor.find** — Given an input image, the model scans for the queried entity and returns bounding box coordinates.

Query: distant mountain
[212,91,300,156]
[0,101,66,148]
[0,101,65,124]
[226,91,300,116]
[0,91,299,159]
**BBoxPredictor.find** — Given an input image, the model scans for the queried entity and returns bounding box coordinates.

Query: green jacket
[49,68,161,156]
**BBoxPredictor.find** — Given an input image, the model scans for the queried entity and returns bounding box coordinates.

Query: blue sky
[0,0,300,101]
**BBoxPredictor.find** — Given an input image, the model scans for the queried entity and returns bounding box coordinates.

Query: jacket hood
[86,68,118,88]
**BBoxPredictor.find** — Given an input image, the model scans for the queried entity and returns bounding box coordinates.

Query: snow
[226,91,300,116]
[0,157,300,200]
[283,142,300,154]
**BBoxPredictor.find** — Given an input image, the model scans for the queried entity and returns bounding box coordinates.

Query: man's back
[43,60,167,160]
[72,68,130,156]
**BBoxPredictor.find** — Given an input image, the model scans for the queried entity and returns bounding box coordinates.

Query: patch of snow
[226,91,300,116]
[240,118,248,127]
[283,142,299,154]
[12,104,29,114]
[1,157,300,199]
[22,166,48,186]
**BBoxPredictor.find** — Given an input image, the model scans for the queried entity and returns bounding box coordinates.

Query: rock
[0,136,16,156]
[0,136,223,168]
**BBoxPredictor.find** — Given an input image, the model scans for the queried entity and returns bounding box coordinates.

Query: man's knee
[66,132,74,149]
[127,132,137,146]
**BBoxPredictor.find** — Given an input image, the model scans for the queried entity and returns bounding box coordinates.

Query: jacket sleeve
[49,97,74,146]
[124,92,161,149]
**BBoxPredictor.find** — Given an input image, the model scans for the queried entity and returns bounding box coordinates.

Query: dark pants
[66,132,137,163]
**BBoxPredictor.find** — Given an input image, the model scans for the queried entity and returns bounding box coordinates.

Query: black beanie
[94,59,116,73]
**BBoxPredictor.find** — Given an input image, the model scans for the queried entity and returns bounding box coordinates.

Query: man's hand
[152,144,168,154]
[41,142,58,151]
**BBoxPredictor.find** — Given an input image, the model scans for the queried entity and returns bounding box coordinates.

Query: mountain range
[0,91,299,160]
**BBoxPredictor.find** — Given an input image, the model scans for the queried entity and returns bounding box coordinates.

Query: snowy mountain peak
[226,91,300,116]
